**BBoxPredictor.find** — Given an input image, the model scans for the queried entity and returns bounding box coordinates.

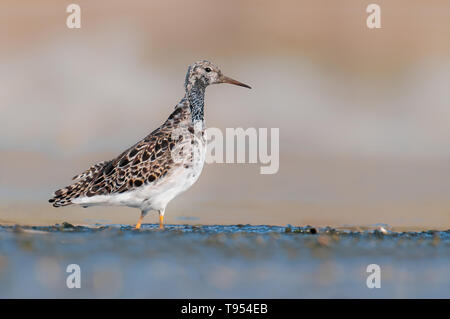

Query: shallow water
[0,224,449,298]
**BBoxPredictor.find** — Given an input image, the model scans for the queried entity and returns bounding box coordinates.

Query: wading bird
[49,60,251,229]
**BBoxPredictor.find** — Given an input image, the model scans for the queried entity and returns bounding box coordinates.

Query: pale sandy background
[1,0,450,229]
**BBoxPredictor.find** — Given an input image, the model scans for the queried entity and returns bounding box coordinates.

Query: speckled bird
[49,60,251,229]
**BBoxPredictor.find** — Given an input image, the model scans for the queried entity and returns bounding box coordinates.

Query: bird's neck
[186,81,206,123]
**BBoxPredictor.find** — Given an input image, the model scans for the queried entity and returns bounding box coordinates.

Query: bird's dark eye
[205,67,211,73]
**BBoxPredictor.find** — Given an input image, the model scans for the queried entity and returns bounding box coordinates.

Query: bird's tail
[49,180,87,207]
[49,160,109,207]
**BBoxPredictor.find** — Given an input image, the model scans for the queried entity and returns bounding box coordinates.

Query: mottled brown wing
[72,161,109,180]
[85,127,181,196]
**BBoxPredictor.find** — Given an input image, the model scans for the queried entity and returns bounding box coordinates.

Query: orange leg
[159,214,164,229]
[135,214,144,230]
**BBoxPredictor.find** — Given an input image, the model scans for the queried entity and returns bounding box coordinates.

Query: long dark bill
[220,75,252,89]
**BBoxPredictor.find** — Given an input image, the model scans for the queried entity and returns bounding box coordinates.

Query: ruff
[49,60,251,229]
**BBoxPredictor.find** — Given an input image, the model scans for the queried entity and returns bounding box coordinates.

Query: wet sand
[0,223,449,298]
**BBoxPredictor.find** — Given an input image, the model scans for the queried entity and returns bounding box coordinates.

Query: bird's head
[184,60,251,92]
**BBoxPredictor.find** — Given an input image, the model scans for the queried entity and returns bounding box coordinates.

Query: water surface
[0,224,448,298]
